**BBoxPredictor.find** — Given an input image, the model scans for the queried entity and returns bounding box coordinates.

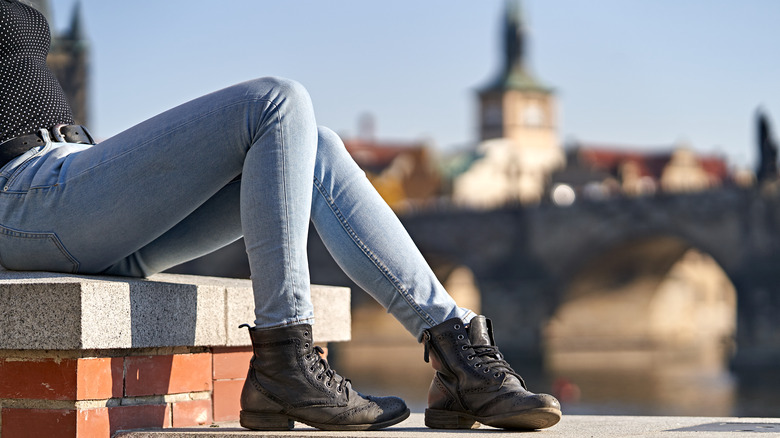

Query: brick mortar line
[0,391,212,410]
[0,346,211,359]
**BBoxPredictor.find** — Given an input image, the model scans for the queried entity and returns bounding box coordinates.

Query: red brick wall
[0,348,253,438]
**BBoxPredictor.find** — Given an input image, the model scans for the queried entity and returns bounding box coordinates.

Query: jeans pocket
[0,226,79,273]
[0,143,51,192]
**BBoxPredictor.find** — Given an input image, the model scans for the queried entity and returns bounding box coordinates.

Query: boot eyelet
[467,355,475,360]
[309,366,315,371]
[454,324,461,329]
[304,343,310,348]
[494,372,501,378]
[304,331,309,337]
[305,354,311,359]
[317,374,323,380]
[475,363,482,368]
[483,368,490,373]
[461,345,469,351]
[457,334,464,340]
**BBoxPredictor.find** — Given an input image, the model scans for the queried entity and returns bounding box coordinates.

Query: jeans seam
[261,317,315,330]
[312,175,437,327]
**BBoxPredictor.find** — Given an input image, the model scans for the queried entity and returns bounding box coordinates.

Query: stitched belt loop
[37,128,52,144]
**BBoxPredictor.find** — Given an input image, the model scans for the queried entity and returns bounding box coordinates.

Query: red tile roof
[573,144,729,181]
[343,139,428,172]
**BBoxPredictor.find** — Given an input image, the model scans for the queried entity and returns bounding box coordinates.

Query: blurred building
[551,142,731,202]
[346,1,566,209]
[30,0,90,127]
[344,0,746,209]
[344,137,442,212]
[450,0,564,208]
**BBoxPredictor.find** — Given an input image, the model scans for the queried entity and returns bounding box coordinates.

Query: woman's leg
[311,127,474,339]
[103,125,475,338]
[310,127,561,431]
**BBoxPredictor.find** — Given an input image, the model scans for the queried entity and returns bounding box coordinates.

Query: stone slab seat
[0,268,351,349]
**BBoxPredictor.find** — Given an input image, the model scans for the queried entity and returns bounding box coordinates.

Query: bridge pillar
[731,254,780,369]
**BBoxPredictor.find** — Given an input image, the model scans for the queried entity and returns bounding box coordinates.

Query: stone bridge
[388,188,780,369]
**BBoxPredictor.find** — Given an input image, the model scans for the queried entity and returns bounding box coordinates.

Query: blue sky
[48,1,780,169]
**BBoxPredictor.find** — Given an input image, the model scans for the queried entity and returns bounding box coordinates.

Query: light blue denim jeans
[0,77,474,339]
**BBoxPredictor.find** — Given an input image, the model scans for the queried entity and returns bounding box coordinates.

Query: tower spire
[483,0,548,93]
[67,1,85,42]
[504,0,526,75]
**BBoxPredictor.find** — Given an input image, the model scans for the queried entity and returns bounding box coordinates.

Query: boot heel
[425,408,479,429]
[239,411,294,430]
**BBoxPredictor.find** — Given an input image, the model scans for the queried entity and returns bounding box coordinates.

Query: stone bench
[0,270,350,438]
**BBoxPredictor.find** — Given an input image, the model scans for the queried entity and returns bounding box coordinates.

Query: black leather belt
[0,124,95,169]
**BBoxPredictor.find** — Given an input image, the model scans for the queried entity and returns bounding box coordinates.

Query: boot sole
[425,407,561,430]
[240,408,410,431]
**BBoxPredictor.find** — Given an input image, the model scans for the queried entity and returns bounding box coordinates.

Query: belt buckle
[51,124,67,143]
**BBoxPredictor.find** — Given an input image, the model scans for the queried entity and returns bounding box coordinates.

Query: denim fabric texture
[0,77,474,338]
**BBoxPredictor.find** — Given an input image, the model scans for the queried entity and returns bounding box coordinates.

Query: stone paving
[116,413,780,437]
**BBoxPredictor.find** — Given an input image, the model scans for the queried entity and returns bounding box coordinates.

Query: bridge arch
[545,235,737,371]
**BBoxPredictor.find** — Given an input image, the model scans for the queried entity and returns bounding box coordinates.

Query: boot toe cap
[367,395,410,422]
[510,392,561,412]
[328,395,409,429]
[535,393,561,410]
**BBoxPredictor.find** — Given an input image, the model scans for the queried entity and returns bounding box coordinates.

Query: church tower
[452,1,563,207]
[478,0,557,150]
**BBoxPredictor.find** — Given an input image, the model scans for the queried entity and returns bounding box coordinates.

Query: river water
[531,364,779,418]
[331,354,780,417]
[329,328,780,418]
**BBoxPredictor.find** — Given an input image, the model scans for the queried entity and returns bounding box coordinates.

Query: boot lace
[422,329,528,389]
[471,344,528,389]
[306,345,350,397]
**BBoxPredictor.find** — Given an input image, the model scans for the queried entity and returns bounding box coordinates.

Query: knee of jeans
[317,126,343,151]
[252,76,312,109]
[317,126,352,164]
[315,126,366,178]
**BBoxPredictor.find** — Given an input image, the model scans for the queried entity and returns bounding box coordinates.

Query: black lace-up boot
[239,323,410,431]
[422,316,561,430]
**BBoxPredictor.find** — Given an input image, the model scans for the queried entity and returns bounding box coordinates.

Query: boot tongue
[467,316,492,346]
[467,316,526,389]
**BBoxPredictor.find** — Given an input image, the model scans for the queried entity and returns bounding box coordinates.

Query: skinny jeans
[0,77,473,338]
